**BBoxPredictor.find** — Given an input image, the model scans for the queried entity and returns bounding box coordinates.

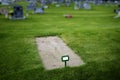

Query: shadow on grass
[0,33,10,39]
[1,60,120,80]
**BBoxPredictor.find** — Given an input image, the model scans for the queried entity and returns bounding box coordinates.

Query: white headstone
[74,1,79,10]
[114,11,120,18]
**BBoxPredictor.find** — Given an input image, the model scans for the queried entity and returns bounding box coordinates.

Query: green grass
[0,2,120,80]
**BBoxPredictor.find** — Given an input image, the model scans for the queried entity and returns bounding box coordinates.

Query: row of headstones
[74,0,91,10]
[0,0,21,5]
[74,0,120,10]
[1,0,120,7]
[92,0,120,5]
[1,4,120,19]
[25,0,120,10]
[0,0,46,19]
[1,0,120,19]
[0,4,26,19]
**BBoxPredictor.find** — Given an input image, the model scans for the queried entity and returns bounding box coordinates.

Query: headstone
[34,7,44,14]
[25,0,30,2]
[83,1,91,9]
[13,5,23,18]
[114,11,120,18]
[15,0,21,2]
[118,11,120,17]
[1,0,9,5]
[65,0,71,7]
[0,8,8,18]
[43,5,48,9]
[45,0,51,4]
[40,0,45,7]
[59,0,64,4]
[74,1,80,10]
[39,0,48,9]
[85,0,90,2]
[54,0,61,7]
[26,2,35,10]
[114,1,118,4]
[80,0,84,8]
[10,5,25,19]
[9,0,15,5]
[94,0,100,5]
[55,4,60,7]
[114,9,119,13]
[118,1,120,5]
[102,0,108,5]
[114,0,120,5]
[109,0,115,4]
[0,0,2,4]
[114,4,120,13]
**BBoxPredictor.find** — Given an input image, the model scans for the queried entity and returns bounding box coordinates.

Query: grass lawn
[0,2,120,80]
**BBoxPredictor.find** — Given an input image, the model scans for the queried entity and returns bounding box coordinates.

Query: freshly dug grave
[36,36,84,70]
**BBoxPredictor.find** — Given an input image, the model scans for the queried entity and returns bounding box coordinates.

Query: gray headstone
[118,11,120,16]
[109,0,115,4]
[2,0,9,5]
[34,7,44,14]
[74,1,80,10]
[114,11,120,18]
[0,8,8,15]
[26,2,35,10]
[41,0,46,7]
[55,4,60,7]
[65,0,71,7]
[94,0,100,5]
[59,0,64,4]
[54,0,61,7]
[118,1,120,5]
[45,0,52,4]
[83,2,91,9]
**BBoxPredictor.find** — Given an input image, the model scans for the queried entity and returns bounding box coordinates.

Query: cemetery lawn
[0,3,120,80]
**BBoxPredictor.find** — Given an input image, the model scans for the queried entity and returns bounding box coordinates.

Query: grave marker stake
[61,55,69,67]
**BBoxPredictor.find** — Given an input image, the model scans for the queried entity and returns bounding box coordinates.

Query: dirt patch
[36,36,84,70]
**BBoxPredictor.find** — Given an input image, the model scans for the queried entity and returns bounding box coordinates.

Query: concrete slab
[36,36,84,70]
